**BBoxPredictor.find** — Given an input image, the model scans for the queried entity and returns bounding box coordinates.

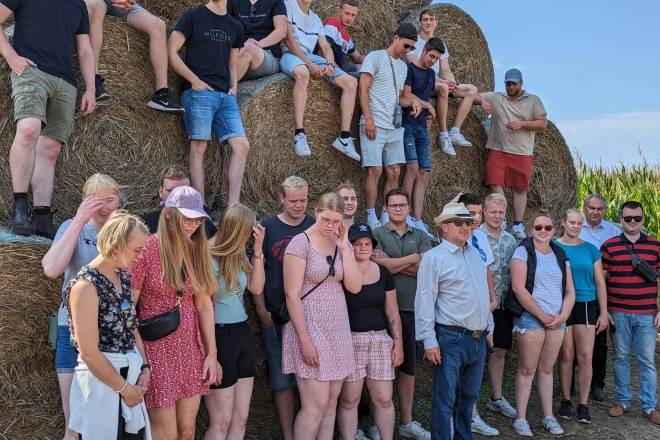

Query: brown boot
[643,410,660,425]
[608,403,629,417]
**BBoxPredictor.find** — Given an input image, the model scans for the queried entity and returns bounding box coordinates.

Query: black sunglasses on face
[450,219,473,227]
[622,216,643,223]
[403,43,416,51]
[533,225,553,232]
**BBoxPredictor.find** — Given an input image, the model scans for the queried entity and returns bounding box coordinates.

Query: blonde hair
[209,204,255,292]
[315,192,345,214]
[335,181,356,193]
[562,208,582,221]
[484,193,507,209]
[82,173,124,204]
[96,210,149,260]
[280,175,308,195]
[157,208,217,295]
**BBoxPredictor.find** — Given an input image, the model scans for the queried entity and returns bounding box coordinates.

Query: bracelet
[252,254,264,260]
[116,380,128,394]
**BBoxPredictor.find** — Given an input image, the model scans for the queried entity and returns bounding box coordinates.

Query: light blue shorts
[514,311,566,334]
[279,52,346,82]
[181,89,246,142]
[104,0,145,22]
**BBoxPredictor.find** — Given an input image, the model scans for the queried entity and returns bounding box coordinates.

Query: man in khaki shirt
[479,68,547,239]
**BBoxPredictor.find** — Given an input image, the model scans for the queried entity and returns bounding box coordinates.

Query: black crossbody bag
[628,245,659,283]
[138,269,186,341]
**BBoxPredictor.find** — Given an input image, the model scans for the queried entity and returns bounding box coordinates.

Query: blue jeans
[54,325,79,373]
[262,323,296,391]
[181,89,246,142]
[403,122,431,171]
[611,311,658,411]
[432,325,487,440]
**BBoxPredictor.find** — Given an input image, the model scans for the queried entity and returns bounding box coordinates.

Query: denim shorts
[181,89,246,142]
[403,122,432,171]
[262,324,296,391]
[279,52,346,82]
[55,325,79,373]
[514,311,566,334]
[104,0,145,22]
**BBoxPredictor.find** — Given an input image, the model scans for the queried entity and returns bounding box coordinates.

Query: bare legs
[148,395,201,440]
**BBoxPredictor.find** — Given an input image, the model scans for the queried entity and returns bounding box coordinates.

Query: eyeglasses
[326,255,336,277]
[533,225,554,232]
[120,299,137,330]
[505,81,519,86]
[318,216,342,227]
[450,219,473,227]
[622,216,643,223]
[403,43,416,51]
[387,203,409,210]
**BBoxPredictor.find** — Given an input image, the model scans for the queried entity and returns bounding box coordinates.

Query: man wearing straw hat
[415,202,491,440]
[479,68,547,240]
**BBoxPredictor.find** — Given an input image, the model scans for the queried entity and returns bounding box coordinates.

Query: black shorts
[567,300,600,326]
[211,321,256,389]
[398,311,418,376]
[492,308,515,350]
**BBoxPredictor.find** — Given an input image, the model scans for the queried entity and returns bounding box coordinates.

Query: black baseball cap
[395,23,418,41]
[348,223,379,247]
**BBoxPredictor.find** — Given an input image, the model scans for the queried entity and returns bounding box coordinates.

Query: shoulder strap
[386,54,400,105]
[300,246,338,302]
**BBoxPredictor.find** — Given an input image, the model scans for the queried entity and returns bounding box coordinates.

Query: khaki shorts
[10,66,77,144]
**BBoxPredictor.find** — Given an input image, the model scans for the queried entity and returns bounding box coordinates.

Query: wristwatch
[140,363,151,372]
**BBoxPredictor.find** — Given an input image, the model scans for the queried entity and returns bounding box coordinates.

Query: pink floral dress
[281,233,355,381]
[129,235,209,409]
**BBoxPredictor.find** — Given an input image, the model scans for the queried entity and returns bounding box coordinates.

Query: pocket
[11,83,37,98]
[438,329,461,344]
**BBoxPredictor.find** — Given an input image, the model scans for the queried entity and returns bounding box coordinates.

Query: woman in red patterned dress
[130,186,220,439]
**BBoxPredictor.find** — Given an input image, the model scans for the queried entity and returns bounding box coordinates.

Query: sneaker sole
[332,143,360,161]
[9,225,32,236]
[452,142,473,147]
[557,413,572,420]
[576,418,592,424]
[146,101,185,113]
[96,93,110,102]
[472,428,499,436]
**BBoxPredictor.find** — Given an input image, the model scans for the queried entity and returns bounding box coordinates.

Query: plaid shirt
[479,224,517,307]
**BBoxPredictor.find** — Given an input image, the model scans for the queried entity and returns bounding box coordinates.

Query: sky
[431,0,660,166]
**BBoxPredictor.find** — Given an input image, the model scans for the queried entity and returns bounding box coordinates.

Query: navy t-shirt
[402,62,436,127]
[261,214,315,311]
[345,264,396,332]
[1,0,89,87]
[174,6,245,93]
[228,0,286,59]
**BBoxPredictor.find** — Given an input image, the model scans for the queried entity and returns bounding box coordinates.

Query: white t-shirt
[470,229,494,267]
[512,246,567,316]
[410,36,448,76]
[359,49,408,129]
[284,0,324,54]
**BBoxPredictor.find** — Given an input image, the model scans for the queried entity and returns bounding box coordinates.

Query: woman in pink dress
[130,186,219,439]
[282,192,363,440]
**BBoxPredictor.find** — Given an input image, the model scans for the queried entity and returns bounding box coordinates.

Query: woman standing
[66,211,150,438]
[42,173,123,440]
[130,185,219,440]
[556,209,608,423]
[336,223,403,440]
[204,204,265,439]
[510,213,576,437]
[282,192,362,440]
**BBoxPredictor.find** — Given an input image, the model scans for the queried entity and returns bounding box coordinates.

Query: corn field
[576,157,660,237]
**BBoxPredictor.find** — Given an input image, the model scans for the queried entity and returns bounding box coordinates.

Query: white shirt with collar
[415,239,491,350]
[470,228,494,266]
[579,219,620,250]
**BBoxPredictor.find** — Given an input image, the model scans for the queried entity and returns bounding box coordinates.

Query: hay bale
[0,19,224,225]
[403,3,494,93]
[136,0,204,23]
[389,0,433,22]
[0,230,63,439]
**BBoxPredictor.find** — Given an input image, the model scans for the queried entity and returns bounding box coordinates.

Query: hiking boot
[643,410,660,425]
[557,399,572,420]
[294,133,311,156]
[608,403,629,417]
[487,396,518,418]
[147,89,184,113]
[95,74,110,101]
[332,136,361,161]
[576,404,592,424]
[33,208,56,239]
[512,418,533,437]
[542,416,564,435]
[439,135,456,156]
[471,413,499,436]
[399,420,431,440]
[591,385,604,401]
[9,196,32,236]
[450,131,472,147]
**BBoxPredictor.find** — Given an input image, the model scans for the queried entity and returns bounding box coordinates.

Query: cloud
[556,112,660,166]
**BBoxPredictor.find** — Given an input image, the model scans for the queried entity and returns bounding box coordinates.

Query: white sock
[366,208,377,223]
[450,126,460,135]
[440,131,449,138]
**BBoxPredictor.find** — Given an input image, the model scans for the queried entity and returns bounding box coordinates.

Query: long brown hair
[157,207,217,295]
[209,204,255,292]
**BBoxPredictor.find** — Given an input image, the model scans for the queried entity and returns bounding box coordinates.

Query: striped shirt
[601,233,660,314]
[359,49,408,129]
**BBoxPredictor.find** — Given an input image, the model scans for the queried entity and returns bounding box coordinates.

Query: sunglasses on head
[622,215,643,223]
[533,225,553,232]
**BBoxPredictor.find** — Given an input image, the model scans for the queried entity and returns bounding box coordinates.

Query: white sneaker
[380,210,389,225]
[511,222,526,240]
[450,131,472,147]
[399,420,431,440]
[368,217,381,230]
[439,135,456,156]
[367,425,381,440]
[413,219,434,238]
[542,416,564,435]
[355,428,370,440]
[472,413,500,436]
[294,133,311,156]
[513,418,533,437]
[487,397,518,419]
[332,136,361,161]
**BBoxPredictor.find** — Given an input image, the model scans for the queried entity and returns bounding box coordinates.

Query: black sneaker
[591,385,604,401]
[147,89,184,114]
[557,399,572,420]
[95,74,110,101]
[576,404,592,424]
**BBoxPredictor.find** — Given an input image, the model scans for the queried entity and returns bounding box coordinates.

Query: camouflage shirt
[479,224,517,307]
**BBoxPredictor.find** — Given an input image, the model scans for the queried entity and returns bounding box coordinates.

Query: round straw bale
[390,0,433,22]
[0,19,223,225]
[136,0,205,23]
[312,0,398,54]
[403,3,494,93]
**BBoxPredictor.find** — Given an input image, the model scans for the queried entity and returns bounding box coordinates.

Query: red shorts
[484,149,534,192]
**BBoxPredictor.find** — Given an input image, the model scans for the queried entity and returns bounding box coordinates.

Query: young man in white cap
[479,68,547,239]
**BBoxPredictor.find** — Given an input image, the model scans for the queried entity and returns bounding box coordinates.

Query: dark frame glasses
[622,215,643,223]
[533,225,554,232]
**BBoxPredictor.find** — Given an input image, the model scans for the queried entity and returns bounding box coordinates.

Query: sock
[340,131,351,139]
[155,87,168,96]
[440,131,449,138]
[366,208,376,217]
[513,221,523,226]
[13,192,27,201]
[295,128,305,136]
[33,206,51,215]
[450,126,460,135]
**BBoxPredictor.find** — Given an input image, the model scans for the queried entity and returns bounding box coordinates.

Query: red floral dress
[129,236,209,409]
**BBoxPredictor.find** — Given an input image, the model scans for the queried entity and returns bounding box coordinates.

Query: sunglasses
[450,219,473,227]
[326,255,336,277]
[403,43,416,51]
[622,216,643,223]
[120,299,137,330]
[533,225,554,232]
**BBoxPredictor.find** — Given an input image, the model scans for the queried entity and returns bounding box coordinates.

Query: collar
[439,238,467,254]
[504,90,530,102]
[383,222,413,236]
[585,220,605,230]
[619,232,648,244]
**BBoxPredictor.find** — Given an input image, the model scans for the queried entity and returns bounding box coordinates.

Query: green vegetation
[577,157,660,237]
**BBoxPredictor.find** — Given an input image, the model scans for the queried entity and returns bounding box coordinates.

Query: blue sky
[432,0,660,166]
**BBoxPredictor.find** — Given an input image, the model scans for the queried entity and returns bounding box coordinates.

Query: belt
[216,320,248,328]
[438,324,488,339]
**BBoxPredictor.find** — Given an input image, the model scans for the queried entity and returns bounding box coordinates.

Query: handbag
[137,270,186,341]
[271,245,338,325]
[386,54,403,129]
[628,246,659,283]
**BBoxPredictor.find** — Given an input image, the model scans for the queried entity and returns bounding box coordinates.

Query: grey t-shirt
[512,246,567,315]
[54,220,100,325]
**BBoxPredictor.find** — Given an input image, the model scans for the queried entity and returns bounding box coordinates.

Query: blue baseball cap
[504,68,523,83]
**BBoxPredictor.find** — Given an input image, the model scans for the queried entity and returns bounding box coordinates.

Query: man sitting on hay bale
[84,0,183,112]
[1,0,97,239]
[322,0,365,78]
[280,0,360,161]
